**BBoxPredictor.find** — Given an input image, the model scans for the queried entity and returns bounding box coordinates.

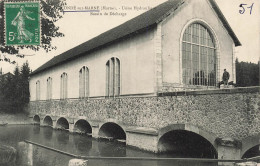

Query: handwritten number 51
[239,3,254,14]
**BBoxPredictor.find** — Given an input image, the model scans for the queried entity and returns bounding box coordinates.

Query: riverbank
[0,112,31,125]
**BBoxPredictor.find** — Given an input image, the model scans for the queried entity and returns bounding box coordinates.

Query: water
[0,125,217,166]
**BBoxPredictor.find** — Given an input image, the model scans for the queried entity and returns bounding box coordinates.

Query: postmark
[4,2,41,46]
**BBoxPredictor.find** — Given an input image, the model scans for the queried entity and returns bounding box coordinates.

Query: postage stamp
[4,2,41,46]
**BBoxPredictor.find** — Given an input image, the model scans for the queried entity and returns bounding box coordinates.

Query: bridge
[29,86,259,160]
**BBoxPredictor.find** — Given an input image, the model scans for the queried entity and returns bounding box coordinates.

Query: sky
[0,0,259,74]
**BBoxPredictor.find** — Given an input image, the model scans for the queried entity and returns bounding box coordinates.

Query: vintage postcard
[0,0,259,166]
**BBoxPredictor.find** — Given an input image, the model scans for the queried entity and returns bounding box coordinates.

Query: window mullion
[79,71,81,98]
[188,25,192,85]
[62,74,65,99]
[206,47,209,86]
[62,75,64,99]
[183,41,215,49]
[37,82,38,100]
[206,29,209,86]
[118,60,120,96]
[48,79,49,100]
[191,46,193,85]
[114,58,117,97]
[198,25,201,86]
[36,82,37,100]
[85,68,87,97]
[83,67,86,98]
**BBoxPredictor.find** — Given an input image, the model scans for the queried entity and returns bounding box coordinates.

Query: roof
[31,0,241,76]
[0,72,13,79]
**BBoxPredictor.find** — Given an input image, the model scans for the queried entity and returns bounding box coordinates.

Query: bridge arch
[33,115,40,124]
[241,134,260,158]
[74,119,92,134]
[158,124,218,158]
[43,116,53,127]
[99,122,126,140]
[56,117,69,130]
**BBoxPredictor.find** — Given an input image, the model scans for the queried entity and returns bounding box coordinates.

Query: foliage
[236,58,259,87]
[0,62,31,113]
[0,0,66,64]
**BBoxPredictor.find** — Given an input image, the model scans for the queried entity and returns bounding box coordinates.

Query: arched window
[79,66,89,98]
[60,73,68,99]
[106,57,120,97]
[47,77,52,100]
[182,23,217,86]
[36,80,40,100]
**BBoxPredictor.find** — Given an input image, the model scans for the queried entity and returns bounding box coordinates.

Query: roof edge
[29,24,158,77]
[208,0,241,46]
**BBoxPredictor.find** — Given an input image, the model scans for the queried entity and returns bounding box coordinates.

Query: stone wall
[29,87,259,141]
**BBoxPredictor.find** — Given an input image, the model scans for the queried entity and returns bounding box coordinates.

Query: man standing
[222,69,230,87]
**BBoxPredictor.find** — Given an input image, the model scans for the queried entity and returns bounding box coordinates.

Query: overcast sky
[1,0,259,73]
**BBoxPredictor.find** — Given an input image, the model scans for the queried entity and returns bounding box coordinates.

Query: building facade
[27,1,260,161]
[29,0,240,101]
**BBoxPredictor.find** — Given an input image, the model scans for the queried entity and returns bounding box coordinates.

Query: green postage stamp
[4,2,40,45]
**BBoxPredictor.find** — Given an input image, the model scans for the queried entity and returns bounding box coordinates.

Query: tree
[0,73,14,112]
[0,62,31,113]
[13,65,21,100]
[235,58,259,87]
[0,0,66,64]
[20,61,30,103]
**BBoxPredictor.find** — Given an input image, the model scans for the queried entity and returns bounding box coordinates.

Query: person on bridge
[222,69,230,87]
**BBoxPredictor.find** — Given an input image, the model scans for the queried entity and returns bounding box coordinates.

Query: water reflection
[43,127,53,140]
[98,140,126,157]
[73,134,92,154]
[33,125,40,134]
[0,125,218,166]
[32,146,72,166]
[56,130,69,145]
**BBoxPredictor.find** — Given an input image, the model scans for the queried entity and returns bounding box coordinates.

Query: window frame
[47,77,52,100]
[106,57,120,98]
[79,66,89,98]
[60,72,68,99]
[181,22,218,87]
[36,80,40,100]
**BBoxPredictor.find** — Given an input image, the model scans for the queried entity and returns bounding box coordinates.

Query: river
[0,125,217,166]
